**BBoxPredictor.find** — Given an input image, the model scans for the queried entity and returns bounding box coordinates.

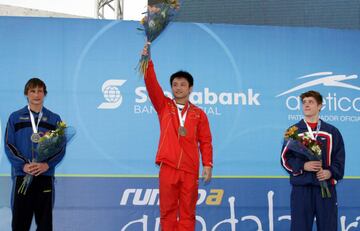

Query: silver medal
[30,133,41,143]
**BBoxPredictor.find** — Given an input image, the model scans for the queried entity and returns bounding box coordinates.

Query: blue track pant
[290,185,338,231]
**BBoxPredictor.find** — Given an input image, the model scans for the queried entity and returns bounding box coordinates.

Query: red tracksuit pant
[159,164,199,231]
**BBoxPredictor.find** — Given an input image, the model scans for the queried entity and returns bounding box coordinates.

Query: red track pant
[159,164,198,231]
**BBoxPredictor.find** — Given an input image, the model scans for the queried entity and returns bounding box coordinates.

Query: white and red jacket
[145,60,213,175]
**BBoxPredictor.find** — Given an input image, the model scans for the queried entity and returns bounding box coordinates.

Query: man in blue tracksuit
[4,78,65,231]
[280,90,345,231]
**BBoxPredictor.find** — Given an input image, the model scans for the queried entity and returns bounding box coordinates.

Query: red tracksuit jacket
[145,60,213,175]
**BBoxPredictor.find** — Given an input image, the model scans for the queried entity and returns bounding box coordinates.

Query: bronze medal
[178,126,187,136]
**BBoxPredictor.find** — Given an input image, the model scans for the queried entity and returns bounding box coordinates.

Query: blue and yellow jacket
[4,106,65,177]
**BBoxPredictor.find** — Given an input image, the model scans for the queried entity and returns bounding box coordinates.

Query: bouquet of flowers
[137,0,180,75]
[18,121,76,195]
[284,126,331,198]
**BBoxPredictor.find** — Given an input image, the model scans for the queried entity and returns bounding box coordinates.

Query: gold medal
[178,126,187,136]
[30,133,41,143]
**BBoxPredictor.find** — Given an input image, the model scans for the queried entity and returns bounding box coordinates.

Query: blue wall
[0,17,359,230]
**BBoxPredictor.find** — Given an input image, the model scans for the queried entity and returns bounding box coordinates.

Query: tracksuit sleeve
[280,141,305,176]
[198,112,213,168]
[4,117,27,170]
[328,129,345,181]
[144,60,167,113]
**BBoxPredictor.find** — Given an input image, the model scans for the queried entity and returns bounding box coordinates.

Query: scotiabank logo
[97,79,261,115]
[98,79,127,109]
[134,87,261,116]
[135,87,260,106]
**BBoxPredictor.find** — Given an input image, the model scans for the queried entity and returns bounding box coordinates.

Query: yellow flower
[58,121,67,128]
[284,126,298,139]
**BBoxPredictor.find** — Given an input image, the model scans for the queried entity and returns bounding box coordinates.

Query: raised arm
[143,44,167,113]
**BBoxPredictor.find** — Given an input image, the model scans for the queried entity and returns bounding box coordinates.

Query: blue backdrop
[0,16,359,230]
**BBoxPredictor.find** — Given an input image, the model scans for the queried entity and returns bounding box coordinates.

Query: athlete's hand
[304,161,322,172]
[30,162,49,176]
[142,42,151,56]
[23,163,36,175]
[202,166,212,183]
[317,169,332,181]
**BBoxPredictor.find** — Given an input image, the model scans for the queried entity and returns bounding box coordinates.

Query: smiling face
[302,96,322,122]
[171,77,193,104]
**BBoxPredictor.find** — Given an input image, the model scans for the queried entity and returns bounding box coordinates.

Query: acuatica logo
[98,79,127,109]
[277,72,360,97]
[277,72,360,112]
[277,72,360,122]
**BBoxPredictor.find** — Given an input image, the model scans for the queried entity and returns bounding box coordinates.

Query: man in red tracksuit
[144,46,213,231]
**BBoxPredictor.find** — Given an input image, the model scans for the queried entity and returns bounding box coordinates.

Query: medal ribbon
[28,105,43,134]
[174,100,189,128]
[304,119,321,140]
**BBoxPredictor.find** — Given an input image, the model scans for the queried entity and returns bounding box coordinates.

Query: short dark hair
[170,71,194,87]
[24,78,47,96]
[300,90,323,105]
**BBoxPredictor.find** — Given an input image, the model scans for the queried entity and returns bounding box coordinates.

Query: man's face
[302,96,322,118]
[26,86,45,107]
[171,77,192,100]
